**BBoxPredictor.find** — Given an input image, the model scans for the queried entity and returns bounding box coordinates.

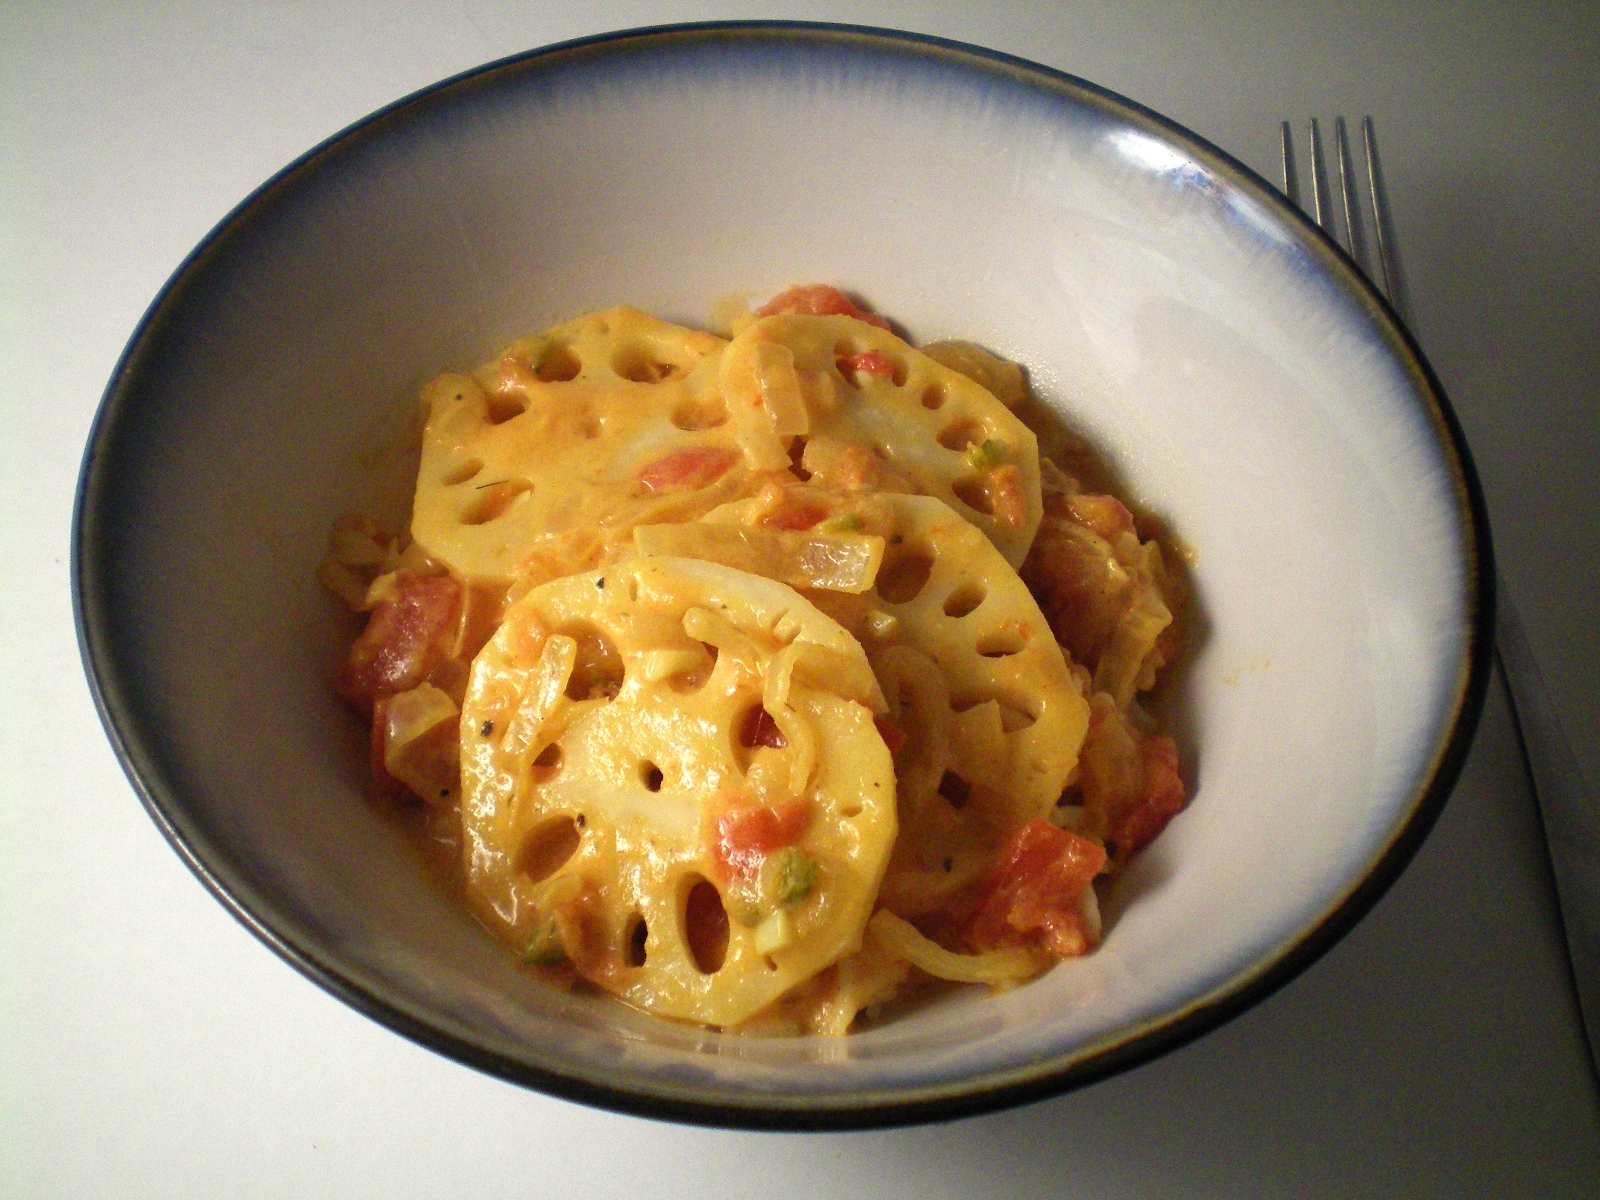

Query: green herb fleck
[727,894,765,929]
[522,918,566,966]
[480,720,494,737]
[768,847,817,906]
[524,335,555,374]
[965,439,1008,472]
[821,512,864,533]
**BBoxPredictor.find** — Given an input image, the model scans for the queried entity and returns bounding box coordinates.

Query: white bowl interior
[82,30,1476,1119]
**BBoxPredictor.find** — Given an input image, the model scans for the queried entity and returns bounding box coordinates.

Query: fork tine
[1335,117,1370,274]
[1308,119,1335,237]
[1363,117,1412,325]
[1282,117,1409,326]
[1280,121,1301,206]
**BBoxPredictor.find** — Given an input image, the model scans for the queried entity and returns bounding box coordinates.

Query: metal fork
[1280,117,1600,1085]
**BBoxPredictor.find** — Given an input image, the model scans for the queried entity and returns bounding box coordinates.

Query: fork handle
[1495,580,1600,1077]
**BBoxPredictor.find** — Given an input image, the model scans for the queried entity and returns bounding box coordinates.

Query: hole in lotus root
[536,343,582,382]
[666,643,718,694]
[440,457,484,486]
[518,816,580,884]
[460,480,533,525]
[976,628,1026,658]
[835,347,908,387]
[738,705,788,750]
[625,914,648,967]
[559,622,624,701]
[485,392,525,425]
[613,341,689,384]
[997,700,1039,732]
[530,742,563,782]
[938,418,986,451]
[670,395,729,430]
[684,878,729,974]
[951,474,996,515]
[937,771,971,810]
[942,580,986,618]
[788,436,812,481]
[875,545,934,604]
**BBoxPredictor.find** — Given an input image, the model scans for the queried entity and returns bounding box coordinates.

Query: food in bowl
[320,284,1189,1035]
[75,23,1487,1125]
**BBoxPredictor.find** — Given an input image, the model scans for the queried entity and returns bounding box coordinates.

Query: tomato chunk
[755,284,892,331]
[761,498,830,531]
[1067,491,1137,542]
[965,818,1107,958]
[1107,734,1185,863]
[841,350,896,378]
[713,797,811,881]
[986,464,1028,530]
[637,445,739,493]
[336,572,461,706]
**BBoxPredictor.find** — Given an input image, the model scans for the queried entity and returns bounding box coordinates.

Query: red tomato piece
[754,284,892,331]
[841,350,896,378]
[987,464,1029,530]
[873,715,908,758]
[713,797,811,882]
[336,572,462,706]
[1107,735,1186,863]
[1067,491,1137,542]
[965,818,1107,958]
[762,498,830,531]
[637,445,739,493]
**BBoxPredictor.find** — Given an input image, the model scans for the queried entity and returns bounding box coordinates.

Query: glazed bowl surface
[74,22,1490,1128]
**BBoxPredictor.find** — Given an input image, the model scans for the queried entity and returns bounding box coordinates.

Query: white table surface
[5,3,1598,1196]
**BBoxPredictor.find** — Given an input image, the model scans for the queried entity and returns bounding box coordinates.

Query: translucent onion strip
[763,643,817,796]
[635,522,883,594]
[752,340,809,437]
[867,911,1050,986]
[682,605,764,668]
[503,634,576,758]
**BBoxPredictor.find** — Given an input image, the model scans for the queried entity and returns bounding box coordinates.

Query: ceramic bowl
[73,22,1492,1129]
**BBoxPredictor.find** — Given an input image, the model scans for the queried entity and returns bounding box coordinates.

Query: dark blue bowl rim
[71,19,1494,1131]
